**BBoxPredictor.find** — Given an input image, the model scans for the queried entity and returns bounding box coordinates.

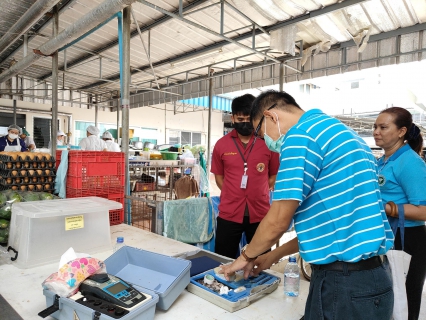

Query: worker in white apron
[0,124,27,152]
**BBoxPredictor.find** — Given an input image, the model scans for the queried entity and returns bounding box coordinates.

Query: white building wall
[0,98,224,150]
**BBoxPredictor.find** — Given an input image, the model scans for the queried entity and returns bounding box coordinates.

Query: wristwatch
[240,244,257,262]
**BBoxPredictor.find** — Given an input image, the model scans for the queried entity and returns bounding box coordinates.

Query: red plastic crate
[65,189,125,225]
[56,151,124,194]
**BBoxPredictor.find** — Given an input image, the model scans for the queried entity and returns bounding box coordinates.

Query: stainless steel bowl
[132,141,143,149]
[143,141,155,150]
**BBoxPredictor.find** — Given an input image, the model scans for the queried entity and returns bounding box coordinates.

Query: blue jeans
[305,259,393,320]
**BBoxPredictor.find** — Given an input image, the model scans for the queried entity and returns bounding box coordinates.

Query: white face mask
[8,133,18,140]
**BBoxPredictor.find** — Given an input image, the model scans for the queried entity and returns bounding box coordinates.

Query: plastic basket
[160,152,178,160]
[56,151,124,194]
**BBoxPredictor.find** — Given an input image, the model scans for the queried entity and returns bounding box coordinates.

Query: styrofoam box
[8,197,122,269]
[43,286,159,320]
[104,246,191,310]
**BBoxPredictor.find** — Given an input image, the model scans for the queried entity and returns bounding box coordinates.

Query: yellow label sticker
[65,215,84,231]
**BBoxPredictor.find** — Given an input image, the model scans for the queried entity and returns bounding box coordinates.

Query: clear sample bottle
[284,255,300,297]
[113,236,125,253]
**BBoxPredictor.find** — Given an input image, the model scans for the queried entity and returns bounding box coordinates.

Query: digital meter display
[106,282,128,295]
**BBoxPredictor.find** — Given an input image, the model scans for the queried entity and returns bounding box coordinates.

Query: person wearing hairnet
[48,130,66,149]
[102,131,120,152]
[0,124,27,151]
[20,128,36,151]
[79,125,107,151]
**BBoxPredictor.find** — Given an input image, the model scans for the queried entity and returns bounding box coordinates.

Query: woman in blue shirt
[374,107,426,320]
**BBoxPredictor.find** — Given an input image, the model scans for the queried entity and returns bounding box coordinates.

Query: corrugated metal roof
[179,95,232,112]
[0,0,425,108]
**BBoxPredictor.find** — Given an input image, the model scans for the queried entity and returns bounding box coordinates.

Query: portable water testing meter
[79,273,146,308]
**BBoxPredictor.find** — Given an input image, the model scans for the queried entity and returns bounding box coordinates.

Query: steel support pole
[207,68,213,169]
[95,94,99,127]
[279,62,284,92]
[13,99,17,124]
[116,98,120,141]
[51,5,59,156]
[122,6,131,224]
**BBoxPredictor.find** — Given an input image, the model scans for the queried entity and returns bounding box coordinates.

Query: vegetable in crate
[0,227,9,244]
[23,192,40,202]
[0,193,6,206]
[39,192,54,200]
[0,218,9,229]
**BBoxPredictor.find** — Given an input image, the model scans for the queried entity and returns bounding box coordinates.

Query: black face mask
[233,122,254,136]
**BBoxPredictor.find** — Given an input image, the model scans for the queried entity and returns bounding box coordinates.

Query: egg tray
[0,154,55,162]
[0,161,55,170]
[1,176,55,185]
[0,168,56,178]
[0,183,54,192]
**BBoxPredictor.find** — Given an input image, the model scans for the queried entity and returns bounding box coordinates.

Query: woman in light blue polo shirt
[374,107,426,320]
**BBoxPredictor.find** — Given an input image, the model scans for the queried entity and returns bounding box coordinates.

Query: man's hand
[220,256,255,280]
[251,252,279,276]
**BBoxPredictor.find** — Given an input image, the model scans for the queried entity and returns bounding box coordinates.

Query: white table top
[0,224,307,320]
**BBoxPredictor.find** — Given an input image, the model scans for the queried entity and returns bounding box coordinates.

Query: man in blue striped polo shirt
[221,90,394,320]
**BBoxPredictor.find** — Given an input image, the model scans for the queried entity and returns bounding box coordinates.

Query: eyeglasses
[254,103,277,138]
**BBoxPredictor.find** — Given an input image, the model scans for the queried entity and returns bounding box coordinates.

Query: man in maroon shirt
[211,94,279,258]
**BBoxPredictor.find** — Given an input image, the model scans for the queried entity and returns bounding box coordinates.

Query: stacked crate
[0,152,56,192]
[56,151,125,225]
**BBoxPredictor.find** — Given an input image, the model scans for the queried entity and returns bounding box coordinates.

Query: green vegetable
[0,227,9,244]
[39,192,54,200]
[23,192,40,202]
[0,205,11,220]
[0,192,6,206]
[8,192,22,203]
[0,219,9,229]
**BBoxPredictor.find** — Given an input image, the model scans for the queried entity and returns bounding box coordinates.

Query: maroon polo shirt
[211,129,279,224]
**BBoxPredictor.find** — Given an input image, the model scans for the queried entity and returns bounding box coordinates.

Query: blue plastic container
[104,246,191,310]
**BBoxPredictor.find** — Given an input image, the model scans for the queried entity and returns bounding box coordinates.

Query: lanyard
[231,137,256,175]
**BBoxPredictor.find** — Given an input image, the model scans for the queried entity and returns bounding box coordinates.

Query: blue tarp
[179,96,232,112]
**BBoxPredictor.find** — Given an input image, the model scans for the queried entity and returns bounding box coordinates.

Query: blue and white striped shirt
[273,109,394,264]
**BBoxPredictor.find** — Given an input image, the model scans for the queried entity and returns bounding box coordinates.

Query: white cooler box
[8,197,122,268]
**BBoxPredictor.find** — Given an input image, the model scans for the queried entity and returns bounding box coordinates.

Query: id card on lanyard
[232,137,256,189]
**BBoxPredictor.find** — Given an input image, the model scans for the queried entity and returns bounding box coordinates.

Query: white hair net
[102,131,113,139]
[8,124,21,132]
[87,125,100,135]
[57,130,65,136]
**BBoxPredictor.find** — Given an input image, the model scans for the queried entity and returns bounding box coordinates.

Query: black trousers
[394,225,426,320]
[215,216,260,259]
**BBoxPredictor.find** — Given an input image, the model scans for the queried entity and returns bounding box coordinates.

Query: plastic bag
[179,150,194,159]
[42,256,107,297]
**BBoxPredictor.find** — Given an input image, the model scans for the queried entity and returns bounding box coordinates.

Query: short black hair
[251,90,301,121]
[231,94,255,116]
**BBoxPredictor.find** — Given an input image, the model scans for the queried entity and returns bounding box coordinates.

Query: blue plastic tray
[104,246,191,310]
[190,270,280,302]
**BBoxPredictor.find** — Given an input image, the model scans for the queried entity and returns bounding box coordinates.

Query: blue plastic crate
[104,246,191,310]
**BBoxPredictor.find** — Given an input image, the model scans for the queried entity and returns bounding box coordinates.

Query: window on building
[169,130,202,146]
[33,117,60,148]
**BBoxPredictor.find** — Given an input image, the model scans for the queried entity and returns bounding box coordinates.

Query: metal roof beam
[0,0,77,67]
[37,0,209,81]
[138,0,282,64]
[78,0,365,90]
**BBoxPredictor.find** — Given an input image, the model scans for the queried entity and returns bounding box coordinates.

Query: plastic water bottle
[284,255,300,297]
[113,237,125,253]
